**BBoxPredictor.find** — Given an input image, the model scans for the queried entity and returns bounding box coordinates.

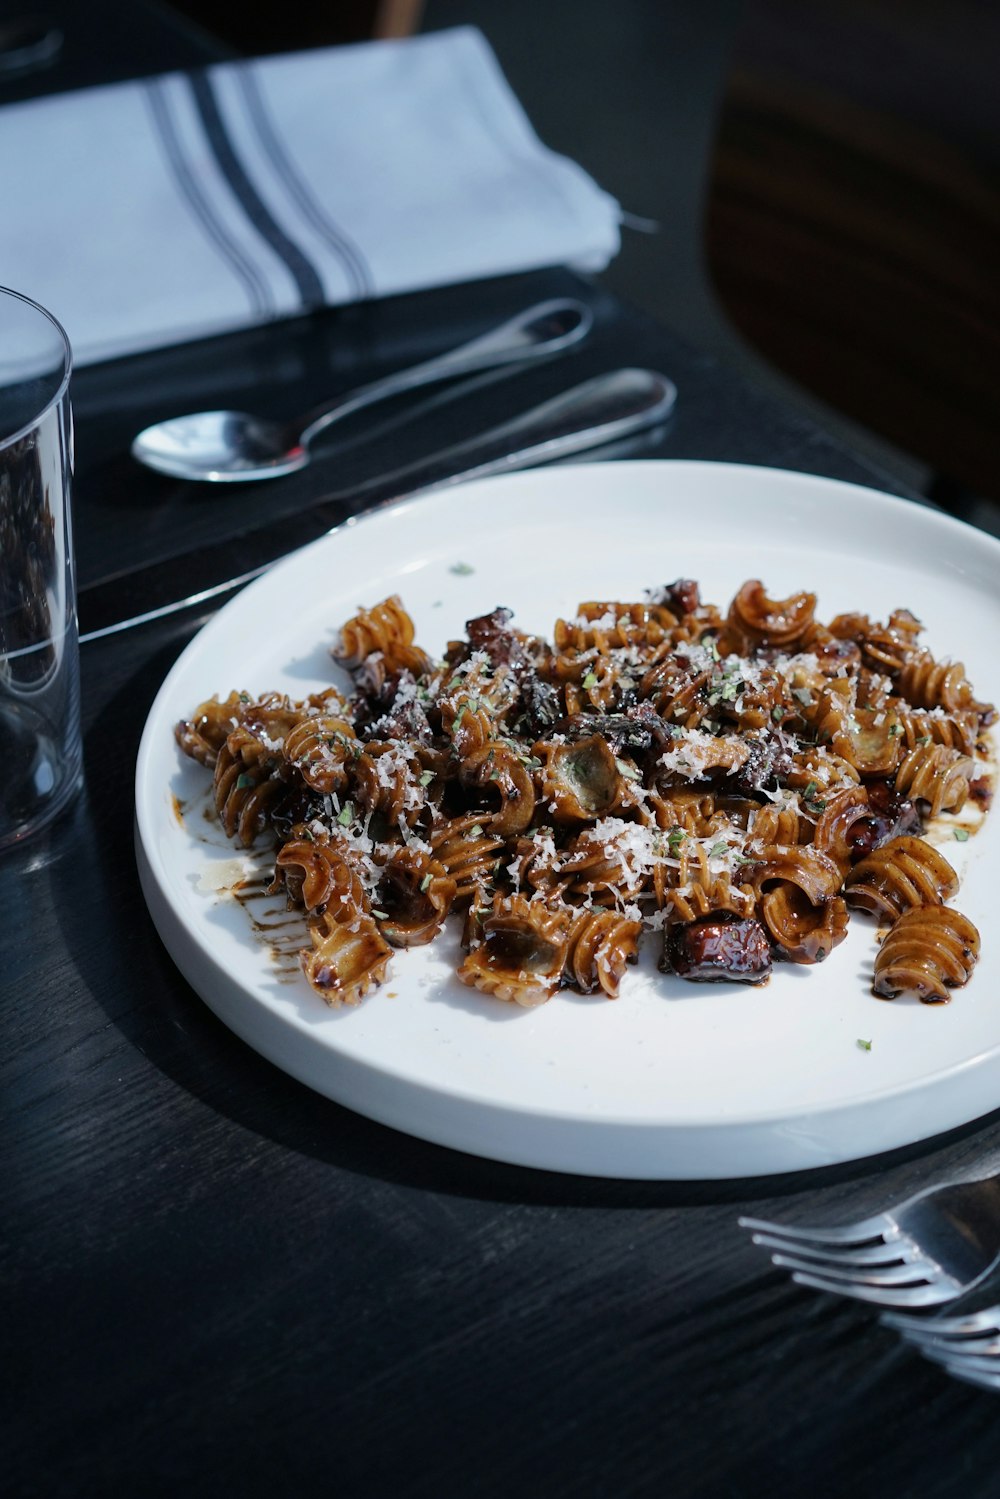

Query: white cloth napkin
[0,27,620,366]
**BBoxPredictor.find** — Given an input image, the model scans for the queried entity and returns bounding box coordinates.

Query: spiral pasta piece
[639,656,713,725]
[827,608,924,673]
[351,741,427,829]
[747,802,806,848]
[810,786,872,875]
[273,828,366,914]
[332,595,432,677]
[458,894,570,1007]
[894,743,972,818]
[372,846,457,947]
[894,707,979,756]
[459,742,535,836]
[760,885,849,963]
[282,715,359,794]
[213,742,292,847]
[749,845,844,907]
[174,690,248,768]
[647,790,719,837]
[873,906,980,1002]
[897,650,992,721]
[553,601,676,654]
[844,836,959,920]
[429,813,508,905]
[301,910,392,1005]
[722,579,817,653]
[564,907,643,996]
[660,874,756,926]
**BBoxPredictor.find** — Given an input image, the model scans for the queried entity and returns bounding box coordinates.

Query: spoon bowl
[131,299,592,484]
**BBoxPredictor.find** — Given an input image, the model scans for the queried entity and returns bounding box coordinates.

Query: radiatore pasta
[174,580,993,1009]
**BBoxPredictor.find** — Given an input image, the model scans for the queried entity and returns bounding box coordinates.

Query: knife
[78,367,676,642]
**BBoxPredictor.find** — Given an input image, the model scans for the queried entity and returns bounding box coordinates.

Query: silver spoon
[131,298,593,483]
[84,367,677,642]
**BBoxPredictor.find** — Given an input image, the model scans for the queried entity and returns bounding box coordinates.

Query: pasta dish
[175,581,993,1009]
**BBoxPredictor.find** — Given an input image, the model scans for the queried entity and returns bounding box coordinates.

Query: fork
[881,1304,1000,1391]
[739,1171,1000,1310]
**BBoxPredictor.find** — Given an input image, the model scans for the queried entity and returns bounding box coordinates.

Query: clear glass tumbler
[0,286,80,849]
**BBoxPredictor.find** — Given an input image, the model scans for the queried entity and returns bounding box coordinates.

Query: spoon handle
[296,298,592,449]
[321,367,677,501]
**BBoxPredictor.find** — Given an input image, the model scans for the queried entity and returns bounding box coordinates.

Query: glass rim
[0,283,73,452]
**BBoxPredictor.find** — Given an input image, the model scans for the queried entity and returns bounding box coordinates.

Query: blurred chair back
[705,0,1000,501]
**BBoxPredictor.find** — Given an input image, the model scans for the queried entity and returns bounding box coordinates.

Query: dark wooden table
[5,8,1000,1497]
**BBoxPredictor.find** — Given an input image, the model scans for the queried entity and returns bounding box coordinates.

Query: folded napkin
[0,27,620,366]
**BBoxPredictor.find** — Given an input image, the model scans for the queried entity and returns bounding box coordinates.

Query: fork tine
[882,1307,1000,1339]
[738,1212,893,1247]
[772,1254,941,1288]
[747,1232,909,1268]
[941,1362,1000,1392]
[897,1327,1000,1357]
[789,1268,960,1308]
[917,1346,1000,1380]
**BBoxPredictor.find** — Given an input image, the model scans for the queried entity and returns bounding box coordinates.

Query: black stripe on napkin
[235,66,375,301]
[143,80,272,317]
[189,70,325,309]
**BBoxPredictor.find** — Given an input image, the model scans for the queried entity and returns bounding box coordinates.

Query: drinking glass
[0,285,80,848]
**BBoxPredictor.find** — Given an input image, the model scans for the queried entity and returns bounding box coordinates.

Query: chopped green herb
[857,1038,872,1052]
[615,758,641,781]
[337,801,354,826]
[732,852,757,866]
[235,772,253,790]
[708,840,729,858]
[916,734,932,745]
[238,692,250,703]
[420,874,432,892]
[954,827,970,842]
[449,561,475,576]
[582,671,599,690]
[419,770,435,787]
[888,724,904,737]
[667,827,686,849]
[803,779,828,811]
[469,823,484,838]
[771,706,785,723]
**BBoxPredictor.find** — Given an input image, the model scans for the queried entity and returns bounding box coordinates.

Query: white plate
[135,461,1000,1179]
